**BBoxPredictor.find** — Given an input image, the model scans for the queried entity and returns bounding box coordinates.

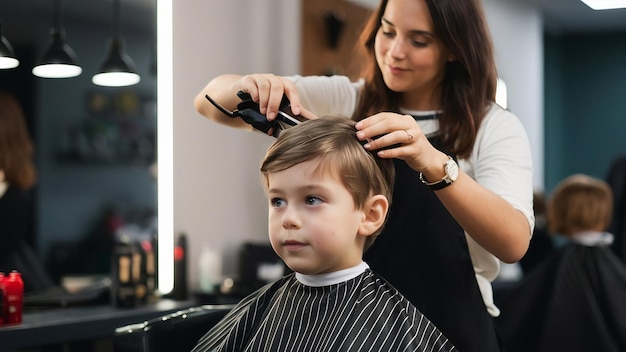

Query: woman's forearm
[436,172,531,263]
[194,74,254,130]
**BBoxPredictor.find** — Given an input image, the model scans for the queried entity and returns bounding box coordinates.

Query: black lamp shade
[32,28,82,78]
[92,38,140,87]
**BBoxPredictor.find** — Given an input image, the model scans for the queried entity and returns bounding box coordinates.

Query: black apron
[364,136,501,352]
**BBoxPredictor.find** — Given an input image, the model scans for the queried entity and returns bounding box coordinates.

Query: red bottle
[5,271,24,324]
[0,272,5,325]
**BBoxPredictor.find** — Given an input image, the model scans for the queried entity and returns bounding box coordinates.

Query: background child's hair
[547,174,613,236]
[260,116,395,248]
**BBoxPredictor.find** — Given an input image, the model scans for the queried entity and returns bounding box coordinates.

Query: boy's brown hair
[260,116,395,249]
[547,174,613,236]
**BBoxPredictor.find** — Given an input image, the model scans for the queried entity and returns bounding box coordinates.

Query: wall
[544,30,626,192]
[482,0,544,191]
[301,0,372,79]
[173,0,300,291]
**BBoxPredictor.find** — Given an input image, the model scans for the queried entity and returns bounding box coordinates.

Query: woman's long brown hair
[352,0,497,158]
[0,91,36,190]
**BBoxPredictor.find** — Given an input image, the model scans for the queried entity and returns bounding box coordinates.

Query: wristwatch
[419,155,458,190]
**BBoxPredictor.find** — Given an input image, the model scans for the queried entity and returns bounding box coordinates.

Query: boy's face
[266,158,368,275]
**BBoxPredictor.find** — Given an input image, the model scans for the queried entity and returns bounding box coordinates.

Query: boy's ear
[358,194,389,237]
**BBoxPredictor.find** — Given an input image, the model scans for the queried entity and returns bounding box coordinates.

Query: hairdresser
[194,0,534,350]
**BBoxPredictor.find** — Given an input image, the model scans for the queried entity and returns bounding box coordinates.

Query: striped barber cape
[192,268,456,352]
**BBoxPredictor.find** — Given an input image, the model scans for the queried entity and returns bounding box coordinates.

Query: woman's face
[374,0,451,110]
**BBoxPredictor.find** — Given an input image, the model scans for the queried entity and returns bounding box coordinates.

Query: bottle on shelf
[111,237,137,308]
[171,233,188,300]
[4,271,24,324]
[0,272,5,325]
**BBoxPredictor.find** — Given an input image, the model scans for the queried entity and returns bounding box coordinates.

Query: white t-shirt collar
[400,108,442,138]
[295,261,369,287]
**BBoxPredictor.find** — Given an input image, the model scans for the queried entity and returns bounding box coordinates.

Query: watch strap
[419,155,456,191]
[419,172,452,190]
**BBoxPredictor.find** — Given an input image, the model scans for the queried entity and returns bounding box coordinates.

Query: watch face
[445,159,459,182]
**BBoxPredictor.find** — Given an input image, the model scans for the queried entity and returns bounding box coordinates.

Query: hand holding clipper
[205,90,306,137]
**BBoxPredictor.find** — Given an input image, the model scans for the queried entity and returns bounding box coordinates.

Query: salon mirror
[0,0,165,291]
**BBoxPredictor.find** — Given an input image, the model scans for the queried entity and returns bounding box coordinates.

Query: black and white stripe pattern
[192,269,456,352]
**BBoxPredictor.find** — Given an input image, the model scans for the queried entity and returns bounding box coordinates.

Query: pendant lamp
[92,0,140,87]
[0,21,20,69]
[32,0,82,78]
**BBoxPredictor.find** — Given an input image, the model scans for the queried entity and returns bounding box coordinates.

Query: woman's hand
[355,112,447,178]
[235,74,316,122]
[195,73,317,132]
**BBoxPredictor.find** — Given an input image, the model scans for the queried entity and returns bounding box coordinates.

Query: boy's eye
[271,198,286,208]
[305,196,323,206]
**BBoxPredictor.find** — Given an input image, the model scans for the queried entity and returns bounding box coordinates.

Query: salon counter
[0,299,197,351]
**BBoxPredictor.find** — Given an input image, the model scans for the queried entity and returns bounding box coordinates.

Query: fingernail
[356,131,364,139]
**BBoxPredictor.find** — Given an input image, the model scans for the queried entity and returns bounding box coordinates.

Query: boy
[498,174,626,352]
[192,116,456,351]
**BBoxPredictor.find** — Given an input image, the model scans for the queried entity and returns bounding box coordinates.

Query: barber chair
[114,304,234,352]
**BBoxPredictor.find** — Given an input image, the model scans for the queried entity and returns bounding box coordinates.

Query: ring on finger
[404,130,414,141]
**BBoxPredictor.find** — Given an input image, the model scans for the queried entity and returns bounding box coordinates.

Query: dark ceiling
[533,0,626,34]
[1,0,155,45]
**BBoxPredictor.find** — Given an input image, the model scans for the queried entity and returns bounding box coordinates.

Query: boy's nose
[281,207,302,229]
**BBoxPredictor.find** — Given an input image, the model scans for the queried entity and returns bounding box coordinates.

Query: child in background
[192,116,456,352]
[498,174,626,352]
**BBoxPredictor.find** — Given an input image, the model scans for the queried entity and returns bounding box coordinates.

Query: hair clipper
[205,90,305,137]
